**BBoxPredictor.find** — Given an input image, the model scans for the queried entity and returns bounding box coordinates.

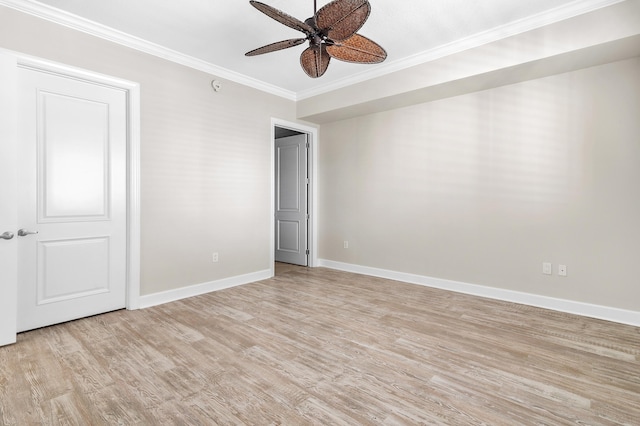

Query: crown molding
[0,0,297,100]
[0,0,626,101]
[296,0,627,100]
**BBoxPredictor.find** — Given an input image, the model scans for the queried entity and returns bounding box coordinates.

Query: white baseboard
[139,269,272,309]
[318,259,640,327]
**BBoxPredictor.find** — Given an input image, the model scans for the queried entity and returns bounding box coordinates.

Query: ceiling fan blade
[300,45,331,78]
[315,0,370,41]
[245,38,307,56]
[250,1,315,35]
[326,33,386,63]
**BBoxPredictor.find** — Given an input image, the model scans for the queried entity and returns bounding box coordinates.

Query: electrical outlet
[558,264,567,276]
[542,262,552,275]
[343,240,349,249]
[212,252,219,263]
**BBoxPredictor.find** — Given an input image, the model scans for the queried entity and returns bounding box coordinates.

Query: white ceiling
[4,0,624,98]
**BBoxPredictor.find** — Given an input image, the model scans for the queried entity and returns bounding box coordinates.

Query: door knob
[1,231,14,240]
[18,229,38,237]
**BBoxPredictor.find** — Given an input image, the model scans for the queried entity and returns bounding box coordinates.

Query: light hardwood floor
[275,261,307,275]
[1,266,639,425]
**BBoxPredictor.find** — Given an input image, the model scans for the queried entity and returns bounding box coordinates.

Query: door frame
[0,50,140,342]
[270,118,318,274]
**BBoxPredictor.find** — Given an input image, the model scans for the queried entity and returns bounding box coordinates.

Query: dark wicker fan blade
[245,38,307,56]
[300,45,331,78]
[250,1,315,34]
[315,0,370,41]
[326,33,386,63]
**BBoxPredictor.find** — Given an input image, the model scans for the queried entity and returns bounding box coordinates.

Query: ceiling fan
[245,0,387,78]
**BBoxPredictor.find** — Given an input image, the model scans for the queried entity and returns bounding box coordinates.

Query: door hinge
[306,141,310,149]
[306,214,310,220]
[306,249,310,255]
[306,177,310,185]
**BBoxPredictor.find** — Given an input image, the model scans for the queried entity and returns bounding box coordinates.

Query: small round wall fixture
[211,79,222,92]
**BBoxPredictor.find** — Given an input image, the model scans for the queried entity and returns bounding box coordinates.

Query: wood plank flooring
[1,266,639,425]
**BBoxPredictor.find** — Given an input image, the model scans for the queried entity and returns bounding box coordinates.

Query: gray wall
[0,6,296,295]
[319,57,640,311]
[3,4,639,314]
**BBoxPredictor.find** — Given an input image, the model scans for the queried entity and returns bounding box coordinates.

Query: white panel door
[0,54,18,346]
[16,65,127,332]
[275,134,308,266]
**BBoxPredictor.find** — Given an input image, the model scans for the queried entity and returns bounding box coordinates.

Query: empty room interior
[1,0,639,424]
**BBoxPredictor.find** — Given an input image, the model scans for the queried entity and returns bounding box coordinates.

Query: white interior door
[16,64,127,332]
[0,53,18,346]
[275,134,308,266]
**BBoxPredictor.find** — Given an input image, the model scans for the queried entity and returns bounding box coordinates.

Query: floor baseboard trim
[318,259,640,327]
[139,269,272,309]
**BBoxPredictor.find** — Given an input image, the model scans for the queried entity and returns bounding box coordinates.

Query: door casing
[0,49,140,346]
[270,118,318,275]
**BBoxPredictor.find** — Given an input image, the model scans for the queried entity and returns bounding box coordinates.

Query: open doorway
[271,119,317,276]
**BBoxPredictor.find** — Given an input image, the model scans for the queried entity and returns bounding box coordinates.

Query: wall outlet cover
[559,264,567,276]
